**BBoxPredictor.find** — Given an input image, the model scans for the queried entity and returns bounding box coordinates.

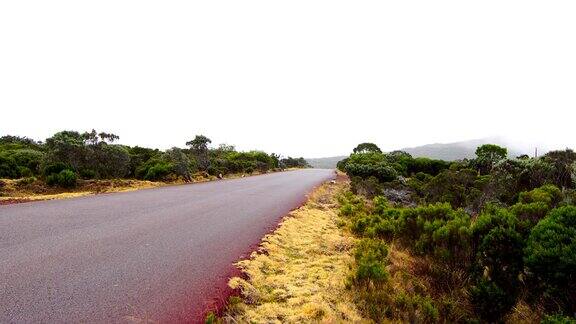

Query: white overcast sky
[1,1,574,158]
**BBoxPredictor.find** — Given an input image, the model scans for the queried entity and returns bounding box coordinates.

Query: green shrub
[472,207,520,245]
[0,154,19,178]
[46,169,77,188]
[354,239,389,285]
[542,314,576,324]
[79,169,97,179]
[16,176,37,186]
[338,192,366,217]
[145,163,173,181]
[475,227,524,296]
[42,162,70,177]
[58,170,77,188]
[45,173,60,186]
[524,206,576,314]
[424,168,485,209]
[17,166,33,177]
[8,149,45,174]
[135,158,174,181]
[350,176,383,198]
[470,279,517,322]
[519,184,563,207]
[510,201,551,227]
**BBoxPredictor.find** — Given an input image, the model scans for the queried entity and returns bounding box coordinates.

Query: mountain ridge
[306,137,534,169]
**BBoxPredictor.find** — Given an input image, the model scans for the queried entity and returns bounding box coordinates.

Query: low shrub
[46,169,77,188]
[470,279,517,322]
[42,162,70,177]
[58,170,77,188]
[353,238,389,285]
[542,314,576,324]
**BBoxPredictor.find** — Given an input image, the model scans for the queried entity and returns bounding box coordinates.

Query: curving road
[0,169,335,323]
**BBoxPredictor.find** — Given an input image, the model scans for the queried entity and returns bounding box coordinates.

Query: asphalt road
[0,169,335,323]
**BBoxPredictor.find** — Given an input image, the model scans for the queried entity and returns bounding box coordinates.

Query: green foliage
[524,206,576,314]
[345,153,398,182]
[204,312,219,324]
[470,279,517,322]
[472,207,520,243]
[476,227,524,291]
[353,142,382,154]
[136,158,174,181]
[353,239,389,285]
[336,157,349,171]
[58,169,77,188]
[350,176,383,198]
[164,147,194,181]
[0,154,19,178]
[542,314,576,324]
[341,143,576,323]
[128,146,161,177]
[424,168,486,209]
[42,162,70,177]
[338,191,366,217]
[406,157,451,176]
[279,156,309,169]
[543,149,576,189]
[475,144,508,174]
[511,185,563,226]
[5,149,45,174]
[186,135,212,171]
[95,144,131,178]
[46,169,77,188]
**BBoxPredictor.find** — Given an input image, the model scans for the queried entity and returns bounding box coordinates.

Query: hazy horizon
[1,1,575,158]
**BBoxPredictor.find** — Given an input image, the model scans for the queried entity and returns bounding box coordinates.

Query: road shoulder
[216,176,366,322]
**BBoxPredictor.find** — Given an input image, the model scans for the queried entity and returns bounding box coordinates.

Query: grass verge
[0,170,293,205]
[220,176,367,323]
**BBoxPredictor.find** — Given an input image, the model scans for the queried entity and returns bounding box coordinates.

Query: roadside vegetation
[0,132,309,203]
[217,177,366,323]
[338,142,576,323]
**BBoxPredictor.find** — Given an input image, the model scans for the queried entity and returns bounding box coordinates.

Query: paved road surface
[0,169,335,323]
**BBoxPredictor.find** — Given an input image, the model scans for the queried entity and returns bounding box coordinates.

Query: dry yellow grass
[224,179,368,323]
[0,178,164,203]
[0,170,280,204]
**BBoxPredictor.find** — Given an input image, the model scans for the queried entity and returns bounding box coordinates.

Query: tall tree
[353,142,382,154]
[186,135,212,171]
[475,144,507,174]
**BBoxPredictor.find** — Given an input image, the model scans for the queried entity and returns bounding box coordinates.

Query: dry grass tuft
[224,180,368,323]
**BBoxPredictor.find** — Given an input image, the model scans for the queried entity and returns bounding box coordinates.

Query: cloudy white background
[1,1,574,157]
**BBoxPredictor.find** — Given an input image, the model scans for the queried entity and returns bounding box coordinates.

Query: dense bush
[0,154,19,178]
[424,168,487,209]
[524,206,576,314]
[340,142,576,323]
[470,279,517,322]
[136,158,174,181]
[0,130,302,185]
[542,314,576,324]
[4,149,45,174]
[46,169,77,188]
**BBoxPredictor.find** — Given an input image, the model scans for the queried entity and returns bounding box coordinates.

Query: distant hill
[400,137,528,161]
[306,156,347,169]
[307,137,534,168]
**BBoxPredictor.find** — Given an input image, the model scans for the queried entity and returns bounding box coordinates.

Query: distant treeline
[0,131,309,187]
[338,142,576,323]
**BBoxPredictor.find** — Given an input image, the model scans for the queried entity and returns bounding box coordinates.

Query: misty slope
[401,138,526,161]
[306,156,347,169]
[307,138,530,168]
